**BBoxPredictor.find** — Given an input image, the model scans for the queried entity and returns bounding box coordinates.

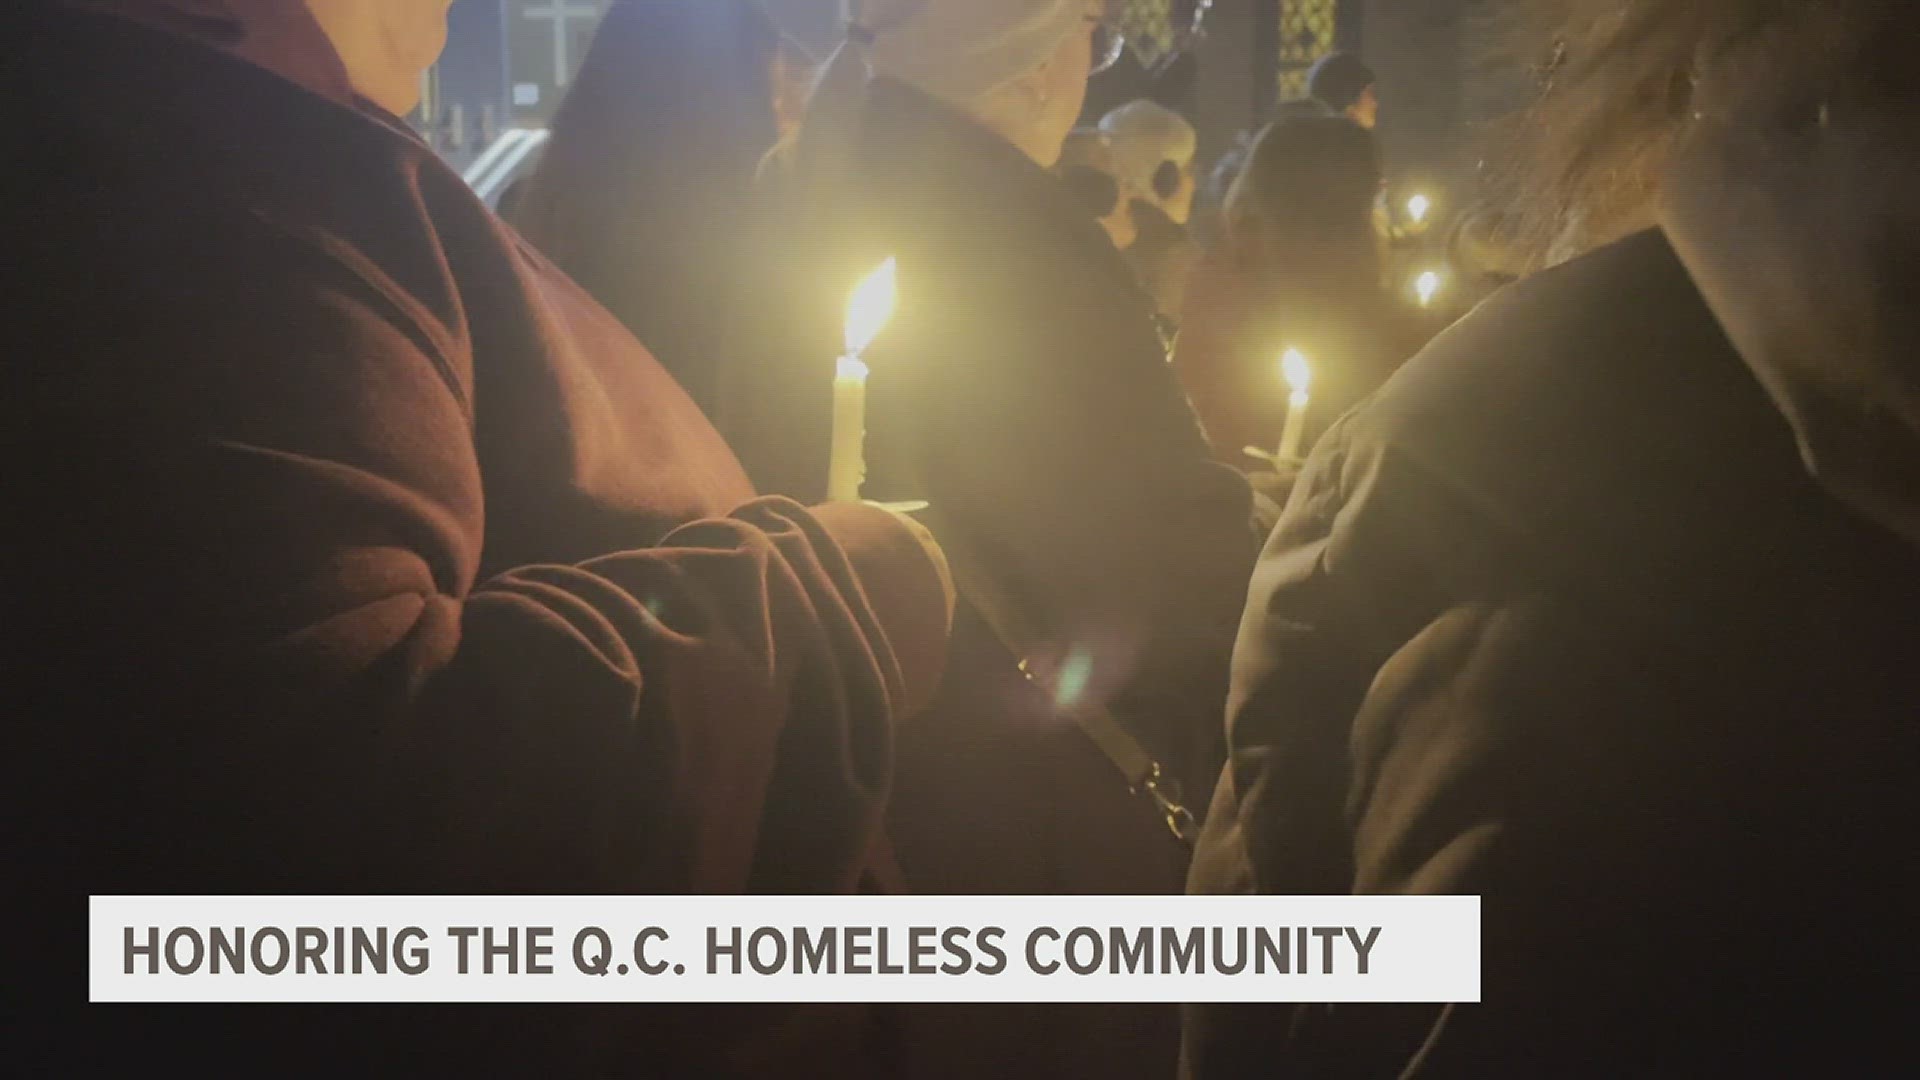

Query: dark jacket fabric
[1126,198,1202,332]
[728,77,1257,1078]
[737,77,1258,800]
[1184,229,1920,1077]
[507,0,783,423]
[10,4,949,1075]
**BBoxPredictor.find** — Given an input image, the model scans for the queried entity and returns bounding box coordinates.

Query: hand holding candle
[1277,347,1312,464]
[827,257,898,503]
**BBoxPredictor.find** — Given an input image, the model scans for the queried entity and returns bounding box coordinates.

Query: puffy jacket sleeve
[1181,412,1519,1076]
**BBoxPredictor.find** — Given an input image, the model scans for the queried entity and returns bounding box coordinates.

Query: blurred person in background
[1306,50,1378,131]
[1101,97,1202,327]
[1101,97,1199,225]
[512,0,785,421]
[1185,0,1919,1076]
[1188,128,1254,250]
[773,33,820,146]
[1058,126,1136,248]
[1172,114,1423,482]
[1301,51,1402,279]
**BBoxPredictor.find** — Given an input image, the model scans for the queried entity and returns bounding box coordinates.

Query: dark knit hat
[1307,51,1376,112]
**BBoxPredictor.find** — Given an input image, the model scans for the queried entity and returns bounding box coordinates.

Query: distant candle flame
[845,257,898,357]
[1407,193,1431,225]
[1281,348,1311,395]
[1416,270,1442,307]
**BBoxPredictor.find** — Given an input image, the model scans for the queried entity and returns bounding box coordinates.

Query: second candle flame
[1416,270,1441,307]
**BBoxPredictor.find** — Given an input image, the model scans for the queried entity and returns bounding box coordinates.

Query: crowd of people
[12,0,1917,1077]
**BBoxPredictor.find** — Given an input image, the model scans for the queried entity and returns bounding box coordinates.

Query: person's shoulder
[1356,230,1721,448]
[1331,229,1781,565]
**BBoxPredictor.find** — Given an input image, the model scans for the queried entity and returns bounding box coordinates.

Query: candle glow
[1416,270,1442,307]
[1277,348,1312,463]
[845,257,899,358]
[1407,193,1431,225]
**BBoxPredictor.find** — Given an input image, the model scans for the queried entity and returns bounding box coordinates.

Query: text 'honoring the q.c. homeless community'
[91,896,1481,1003]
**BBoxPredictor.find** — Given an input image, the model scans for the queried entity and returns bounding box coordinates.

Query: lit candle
[827,258,898,503]
[1415,269,1442,308]
[1277,348,1312,463]
[1407,192,1431,226]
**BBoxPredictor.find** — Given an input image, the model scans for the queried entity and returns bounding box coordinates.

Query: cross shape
[522,0,603,89]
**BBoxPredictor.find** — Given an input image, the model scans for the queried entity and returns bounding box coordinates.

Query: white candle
[827,258,898,503]
[827,357,869,503]
[1277,347,1312,463]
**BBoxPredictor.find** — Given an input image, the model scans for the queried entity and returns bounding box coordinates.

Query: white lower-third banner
[90,895,1480,1003]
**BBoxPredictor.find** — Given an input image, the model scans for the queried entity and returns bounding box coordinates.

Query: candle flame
[1407,193,1431,224]
[1416,270,1442,307]
[1281,348,1311,394]
[836,355,869,382]
[845,257,898,357]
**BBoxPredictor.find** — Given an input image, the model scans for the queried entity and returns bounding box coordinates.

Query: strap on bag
[906,501,1197,848]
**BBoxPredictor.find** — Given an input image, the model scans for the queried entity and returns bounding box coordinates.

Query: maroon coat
[11,2,948,1074]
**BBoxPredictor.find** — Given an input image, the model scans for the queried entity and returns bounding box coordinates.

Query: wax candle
[826,258,897,503]
[1277,348,1312,463]
[828,356,870,503]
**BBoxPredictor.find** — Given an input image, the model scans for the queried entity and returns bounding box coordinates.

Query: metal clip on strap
[943,512,1196,849]
[1137,763,1198,847]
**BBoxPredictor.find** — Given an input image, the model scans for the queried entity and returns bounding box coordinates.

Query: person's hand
[1245,465,1299,536]
[809,501,956,717]
[1248,462,1301,506]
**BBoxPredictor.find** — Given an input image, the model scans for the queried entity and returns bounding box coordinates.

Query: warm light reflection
[1407,193,1431,225]
[845,257,898,357]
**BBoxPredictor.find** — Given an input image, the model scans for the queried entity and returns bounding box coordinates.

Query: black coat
[1185,230,1920,1077]
[727,78,1257,1078]
[736,78,1257,799]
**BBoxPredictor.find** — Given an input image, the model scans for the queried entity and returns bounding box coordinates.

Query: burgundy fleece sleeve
[48,219,950,898]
